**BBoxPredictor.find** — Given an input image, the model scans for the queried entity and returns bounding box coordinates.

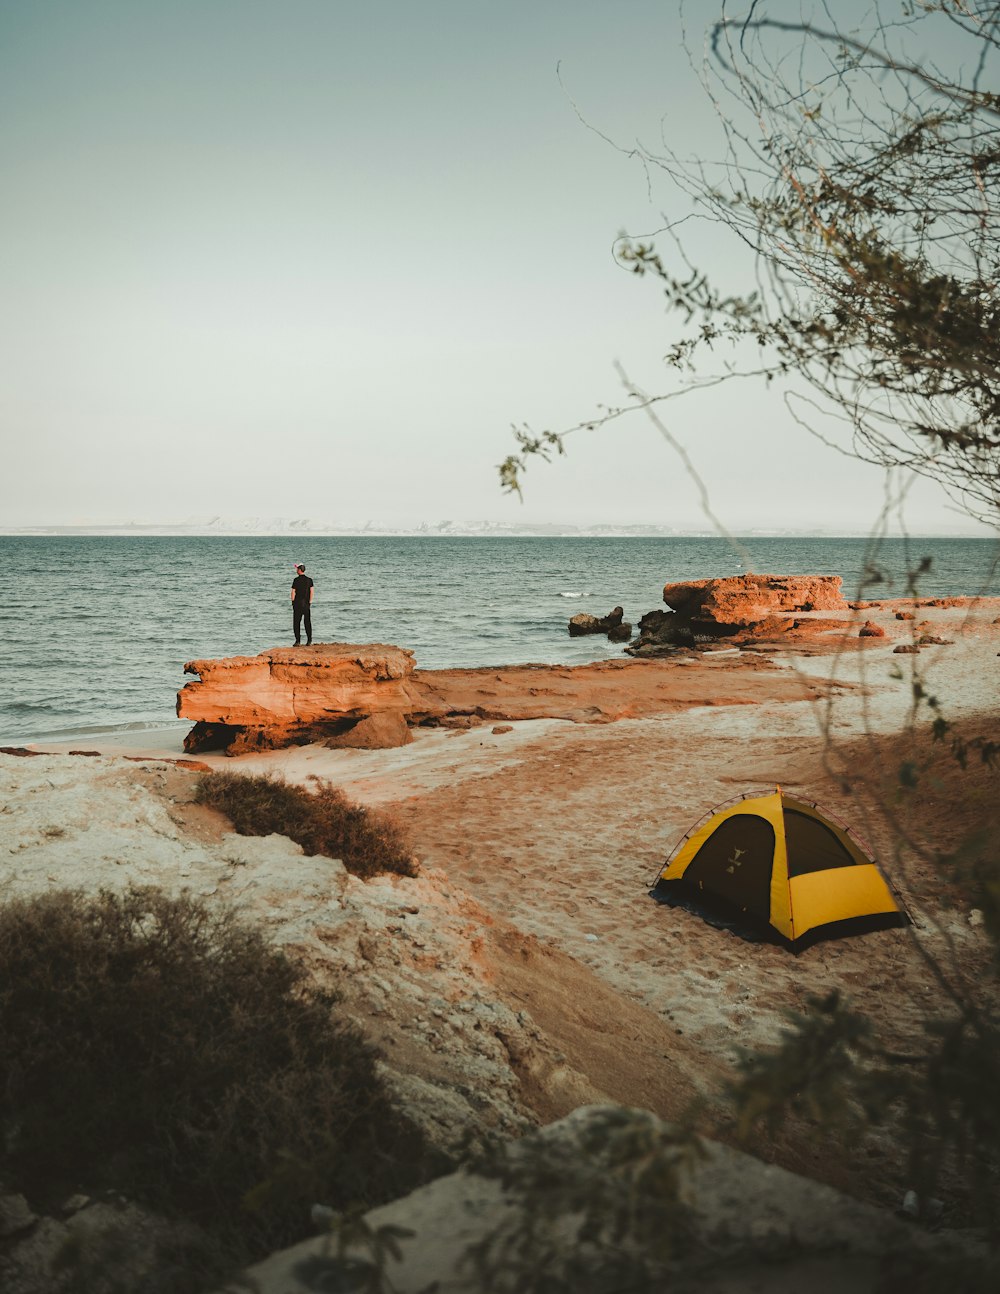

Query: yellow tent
[652,789,907,948]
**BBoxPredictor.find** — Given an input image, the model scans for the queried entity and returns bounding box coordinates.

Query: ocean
[1,534,997,744]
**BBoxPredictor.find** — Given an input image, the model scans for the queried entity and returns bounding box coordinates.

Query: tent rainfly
[651,789,908,949]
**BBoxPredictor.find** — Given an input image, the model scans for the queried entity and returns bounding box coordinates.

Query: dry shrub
[0,886,435,1265]
[194,771,418,879]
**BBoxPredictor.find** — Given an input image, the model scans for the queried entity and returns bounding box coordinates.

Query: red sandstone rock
[326,712,413,749]
[180,643,415,724]
[749,614,796,636]
[178,643,418,753]
[631,576,854,656]
[859,621,885,638]
[177,646,824,753]
[661,574,846,636]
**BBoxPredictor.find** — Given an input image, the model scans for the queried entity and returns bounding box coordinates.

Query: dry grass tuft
[194,770,419,879]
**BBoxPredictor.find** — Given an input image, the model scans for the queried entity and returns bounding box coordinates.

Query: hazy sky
[0,0,990,534]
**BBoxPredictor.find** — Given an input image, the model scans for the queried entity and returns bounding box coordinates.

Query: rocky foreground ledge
[177,642,816,755]
[178,644,419,754]
[177,575,977,755]
[233,1105,982,1294]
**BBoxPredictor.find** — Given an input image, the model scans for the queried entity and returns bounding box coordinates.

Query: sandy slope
[5,597,998,1216]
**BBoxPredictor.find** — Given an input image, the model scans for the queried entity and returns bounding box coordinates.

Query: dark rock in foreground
[235,1105,987,1294]
[625,610,696,658]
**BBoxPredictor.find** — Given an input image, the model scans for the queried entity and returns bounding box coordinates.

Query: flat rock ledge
[178,642,815,755]
[628,573,850,657]
[178,643,420,754]
[663,573,847,623]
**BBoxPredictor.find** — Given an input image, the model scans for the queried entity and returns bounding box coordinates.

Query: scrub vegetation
[0,886,435,1284]
[194,769,419,880]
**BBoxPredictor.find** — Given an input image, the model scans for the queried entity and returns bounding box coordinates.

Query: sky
[0,0,992,535]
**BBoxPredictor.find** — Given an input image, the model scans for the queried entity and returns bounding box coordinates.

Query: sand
[4,596,998,1215]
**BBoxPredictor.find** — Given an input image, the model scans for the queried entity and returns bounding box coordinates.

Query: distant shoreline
[1,527,994,539]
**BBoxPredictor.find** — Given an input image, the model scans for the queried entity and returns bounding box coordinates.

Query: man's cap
[294,563,305,571]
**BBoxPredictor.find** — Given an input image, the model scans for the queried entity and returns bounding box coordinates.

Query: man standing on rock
[291,563,314,646]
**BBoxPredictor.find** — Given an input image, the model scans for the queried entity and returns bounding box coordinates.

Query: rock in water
[568,606,633,641]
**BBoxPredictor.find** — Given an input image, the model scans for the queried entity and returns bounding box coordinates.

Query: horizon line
[0,524,993,540]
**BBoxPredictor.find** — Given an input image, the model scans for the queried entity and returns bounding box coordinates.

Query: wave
[559,591,594,599]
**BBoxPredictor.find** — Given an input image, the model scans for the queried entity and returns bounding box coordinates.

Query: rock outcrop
[661,573,847,634]
[178,644,418,754]
[568,606,632,642]
[625,610,696,657]
[628,573,849,655]
[177,644,821,753]
[177,579,867,752]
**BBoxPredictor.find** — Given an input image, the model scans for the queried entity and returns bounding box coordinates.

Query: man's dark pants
[293,603,312,645]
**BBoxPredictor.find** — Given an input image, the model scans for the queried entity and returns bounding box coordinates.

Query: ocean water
[1,534,996,743]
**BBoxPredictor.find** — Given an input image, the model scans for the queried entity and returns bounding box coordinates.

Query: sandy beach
[3,596,998,1224]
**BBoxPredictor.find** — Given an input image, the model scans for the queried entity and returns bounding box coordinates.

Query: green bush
[0,886,433,1267]
[194,771,419,880]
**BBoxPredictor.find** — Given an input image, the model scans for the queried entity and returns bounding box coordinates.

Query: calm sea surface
[1,534,997,743]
